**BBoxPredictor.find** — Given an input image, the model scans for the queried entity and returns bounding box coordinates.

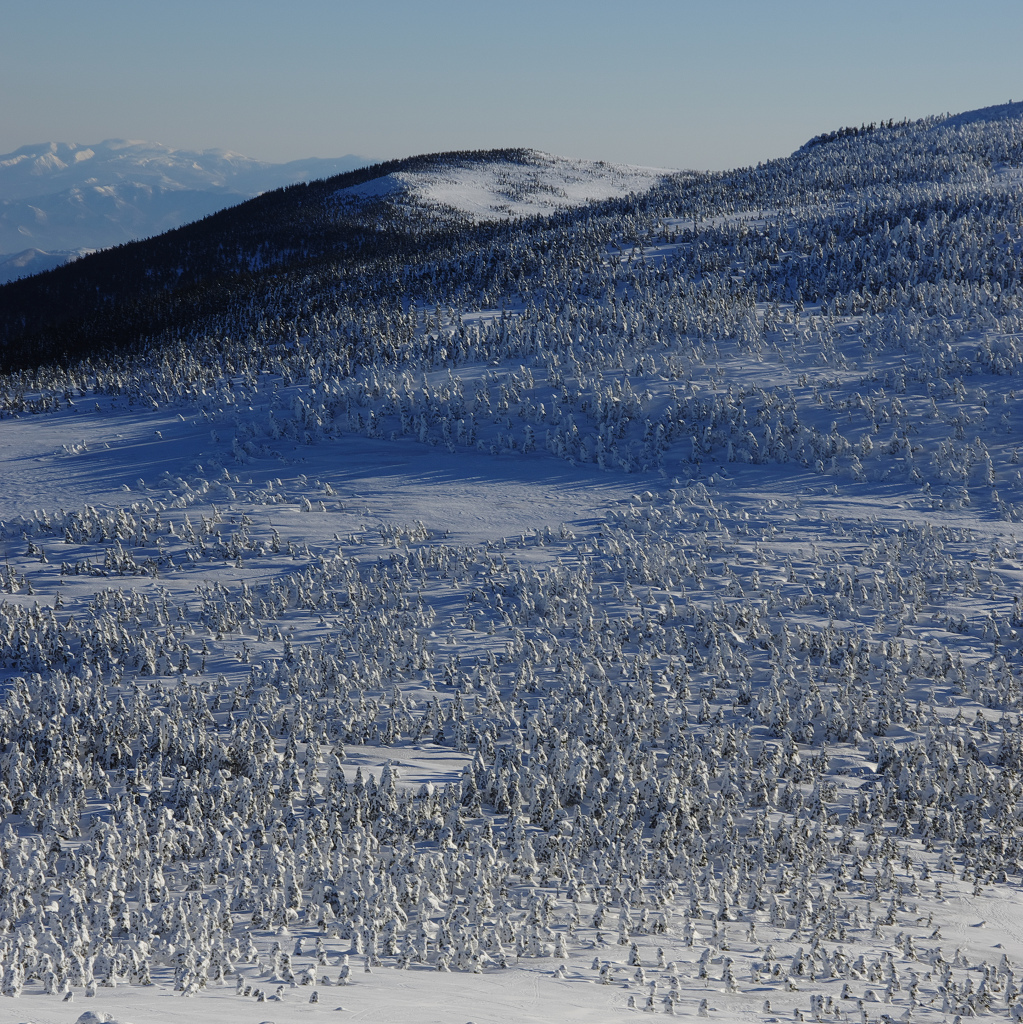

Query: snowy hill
[0,245,94,283]
[0,138,370,278]
[2,105,1023,1023]
[337,149,674,220]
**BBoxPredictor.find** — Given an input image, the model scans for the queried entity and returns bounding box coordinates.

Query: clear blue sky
[3,0,1021,171]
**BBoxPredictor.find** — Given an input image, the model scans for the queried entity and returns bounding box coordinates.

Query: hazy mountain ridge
[0,245,94,282]
[0,139,369,280]
[0,139,368,201]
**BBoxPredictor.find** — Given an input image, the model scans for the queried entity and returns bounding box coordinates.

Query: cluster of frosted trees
[0,474,1019,1013]
[0,109,1018,1016]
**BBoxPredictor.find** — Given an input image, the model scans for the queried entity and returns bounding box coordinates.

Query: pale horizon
[4,0,1022,173]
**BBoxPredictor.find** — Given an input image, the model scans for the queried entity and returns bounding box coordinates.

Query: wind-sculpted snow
[1,105,1023,1023]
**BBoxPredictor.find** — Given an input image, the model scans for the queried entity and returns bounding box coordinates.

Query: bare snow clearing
[338,151,674,221]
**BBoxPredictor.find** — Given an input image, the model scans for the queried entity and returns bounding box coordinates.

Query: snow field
[336,150,673,222]
[1,107,1023,1024]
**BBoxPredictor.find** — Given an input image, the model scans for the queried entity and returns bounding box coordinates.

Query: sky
[3,0,1022,172]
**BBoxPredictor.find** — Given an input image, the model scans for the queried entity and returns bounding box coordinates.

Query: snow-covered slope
[338,149,674,220]
[941,98,1023,126]
[0,139,370,270]
[3,105,1023,1024]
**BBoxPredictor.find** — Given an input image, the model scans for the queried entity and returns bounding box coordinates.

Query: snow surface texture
[0,139,369,278]
[2,105,1023,1024]
[337,150,674,221]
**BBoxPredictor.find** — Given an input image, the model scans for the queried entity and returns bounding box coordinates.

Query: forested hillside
[0,107,1021,1023]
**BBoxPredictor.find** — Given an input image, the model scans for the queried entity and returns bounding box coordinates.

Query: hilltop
[335,149,673,220]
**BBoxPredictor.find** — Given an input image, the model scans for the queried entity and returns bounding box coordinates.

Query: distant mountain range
[0,139,370,282]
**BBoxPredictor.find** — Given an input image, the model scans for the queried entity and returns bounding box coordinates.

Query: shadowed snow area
[0,397,637,545]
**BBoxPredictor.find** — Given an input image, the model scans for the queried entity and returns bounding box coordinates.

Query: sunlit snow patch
[338,149,674,221]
